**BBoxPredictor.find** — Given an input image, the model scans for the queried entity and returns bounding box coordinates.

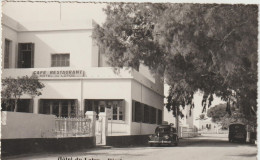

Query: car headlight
[149,135,153,139]
[164,135,169,140]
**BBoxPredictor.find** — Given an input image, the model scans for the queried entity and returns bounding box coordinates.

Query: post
[33,98,39,114]
[85,111,96,137]
[99,112,108,145]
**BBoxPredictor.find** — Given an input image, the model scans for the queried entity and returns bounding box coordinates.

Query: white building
[1,2,164,144]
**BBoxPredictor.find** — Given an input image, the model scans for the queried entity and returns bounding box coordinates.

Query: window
[4,39,11,68]
[85,100,124,121]
[157,109,162,125]
[150,107,156,124]
[132,101,143,122]
[1,99,32,113]
[143,105,150,123]
[18,43,34,68]
[112,102,123,120]
[132,100,158,124]
[51,54,70,67]
[39,99,76,117]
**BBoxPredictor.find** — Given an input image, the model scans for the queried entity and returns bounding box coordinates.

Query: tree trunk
[14,99,18,112]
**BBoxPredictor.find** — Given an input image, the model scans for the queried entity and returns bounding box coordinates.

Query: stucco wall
[131,80,164,135]
[17,30,93,68]
[131,122,157,135]
[1,111,56,139]
[83,79,132,135]
[131,80,163,109]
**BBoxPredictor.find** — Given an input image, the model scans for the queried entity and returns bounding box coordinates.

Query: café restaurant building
[1,2,164,141]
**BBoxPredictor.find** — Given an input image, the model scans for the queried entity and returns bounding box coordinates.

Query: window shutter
[121,100,125,121]
[18,43,22,68]
[31,43,34,68]
[132,100,135,122]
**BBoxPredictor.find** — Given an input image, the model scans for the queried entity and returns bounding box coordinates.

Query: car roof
[229,123,245,126]
[157,125,175,128]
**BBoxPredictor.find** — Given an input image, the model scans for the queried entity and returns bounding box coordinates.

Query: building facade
[1,2,164,138]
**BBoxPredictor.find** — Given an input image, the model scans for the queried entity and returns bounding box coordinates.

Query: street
[4,134,257,160]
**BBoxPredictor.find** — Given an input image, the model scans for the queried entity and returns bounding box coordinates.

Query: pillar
[85,111,96,137]
[33,98,39,114]
[99,112,108,145]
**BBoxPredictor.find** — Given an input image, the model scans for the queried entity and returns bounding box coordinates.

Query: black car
[228,123,247,143]
[148,125,179,146]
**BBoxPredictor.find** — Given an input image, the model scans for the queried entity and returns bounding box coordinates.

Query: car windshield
[229,124,246,132]
[155,127,170,133]
[155,126,176,133]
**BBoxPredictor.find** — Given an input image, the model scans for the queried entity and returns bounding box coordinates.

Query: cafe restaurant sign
[33,70,84,78]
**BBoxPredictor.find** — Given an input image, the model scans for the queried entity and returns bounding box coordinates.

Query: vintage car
[228,123,247,143]
[148,124,179,146]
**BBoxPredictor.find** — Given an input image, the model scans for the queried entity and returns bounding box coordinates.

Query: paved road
[4,134,257,160]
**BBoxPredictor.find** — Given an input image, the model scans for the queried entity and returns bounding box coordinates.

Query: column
[99,112,108,145]
[33,98,39,114]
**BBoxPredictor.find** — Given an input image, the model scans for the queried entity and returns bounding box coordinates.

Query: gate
[55,117,92,137]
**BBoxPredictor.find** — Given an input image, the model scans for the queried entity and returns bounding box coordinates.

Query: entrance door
[18,43,34,68]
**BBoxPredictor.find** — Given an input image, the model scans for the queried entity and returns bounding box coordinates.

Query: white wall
[131,123,158,135]
[83,79,132,135]
[17,30,93,68]
[131,80,164,135]
[131,80,163,110]
[1,111,56,139]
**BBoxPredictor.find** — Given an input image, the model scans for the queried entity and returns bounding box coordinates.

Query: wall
[2,137,95,156]
[131,80,163,109]
[1,111,56,139]
[83,79,132,135]
[17,29,93,68]
[131,80,164,135]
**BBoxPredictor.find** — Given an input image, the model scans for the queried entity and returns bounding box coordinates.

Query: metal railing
[55,117,92,137]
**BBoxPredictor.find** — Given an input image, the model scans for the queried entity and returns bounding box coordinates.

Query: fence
[198,129,228,134]
[55,117,92,138]
[179,126,199,138]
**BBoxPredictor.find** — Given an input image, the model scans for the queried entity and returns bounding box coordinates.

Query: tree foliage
[207,103,256,127]
[93,3,258,121]
[1,75,45,111]
[197,114,207,120]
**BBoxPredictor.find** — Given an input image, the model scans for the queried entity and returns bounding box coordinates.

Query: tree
[1,75,45,112]
[207,104,233,128]
[93,3,258,122]
[207,103,256,128]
